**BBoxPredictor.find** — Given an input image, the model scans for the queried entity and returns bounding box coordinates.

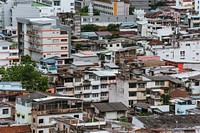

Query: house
[72,51,99,64]
[91,102,128,119]
[175,98,197,115]
[81,32,98,40]
[50,116,106,133]
[188,74,200,94]
[15,92,83,133]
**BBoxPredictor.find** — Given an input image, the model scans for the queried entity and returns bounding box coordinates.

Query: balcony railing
[32,108,82,115]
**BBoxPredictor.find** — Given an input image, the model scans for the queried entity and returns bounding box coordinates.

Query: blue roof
[0,33,7,38]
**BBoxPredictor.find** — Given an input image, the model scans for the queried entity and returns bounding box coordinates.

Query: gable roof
[92,102,127,112]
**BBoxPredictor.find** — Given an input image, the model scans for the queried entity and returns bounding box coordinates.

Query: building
[72,51,99,64]
[175,99,197,115]
[129,0,150,11]
[15,92,83,133]
[0,40,20,67]
[91,102,127,119]
[0,125,31,133]
[93,0,130,16]
[81,15,135,26]
[36,0,75,13]
[17,17,71,62]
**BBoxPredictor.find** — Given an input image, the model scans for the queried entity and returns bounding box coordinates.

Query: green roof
[100,50,112,55]
[32,2,50,7]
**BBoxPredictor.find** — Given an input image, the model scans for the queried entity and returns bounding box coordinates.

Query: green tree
[129,5,135,15]
[161,94,170,105]
[2,64,49,92]
[106,24,120,31]
[81,24,100,32]
[80,6,100,16]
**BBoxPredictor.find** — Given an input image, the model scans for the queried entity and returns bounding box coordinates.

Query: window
[138,83,145,88]
[101,92,107,96]
[75,78,81,82]
[164,89,168,93]
[84,86,90,90]
[75,95,81,98]
[60,31,68,34]
[92,93,99,97]
[39,130,43,133]
[84,94,90,98]
[2,109,8,114]
[33,130,35,133]
[180,51,185,56]
[39,119,44,124]
[75,87,81,91]
[186,43,190,46]
[61,39,67,42]
[2,47,8,50]
[197,53,199,55]
[74,115,79,118]
[129,83,136,88]
[129,100,133,106]
[110,44,112,47]
[101,84,107,88]
[54,1,60,6]
[155,81,164,86]
[70,3,74,6]
[33,118,35,123]
[61,47,67,50]
[53,39,59,43]
[22,115,25,119]
[129,91,136,97]
[195,81,199,86]
[92,85,99,90]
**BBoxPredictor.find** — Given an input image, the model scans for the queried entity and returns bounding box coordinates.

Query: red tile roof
[0,125,31,133]
[170,89,188,98]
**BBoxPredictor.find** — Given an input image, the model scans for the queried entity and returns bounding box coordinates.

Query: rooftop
[136,115,200,129]
[0,125,31,133]
[92,102,127,112]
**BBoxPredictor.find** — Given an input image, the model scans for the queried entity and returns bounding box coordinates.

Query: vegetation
[106,24,120,31]
[119,116,129,122]
[80,6,100,16]
[161,94,170,105]
[129,5,135,15]
[81,24,100,32]
[0,55,49,92]
[71,36,78,39]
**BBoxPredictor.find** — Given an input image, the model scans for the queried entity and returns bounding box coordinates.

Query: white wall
[15,103,32,124]
[0,106,11,118]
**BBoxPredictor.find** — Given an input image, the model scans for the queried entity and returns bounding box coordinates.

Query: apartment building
[129,0,150,11]
[56,69,117,102]
[17,17,71,62]
[109,71,147,107]
[93,0,130,16]
[36,0,75,13]
[15,92,83,133]
[0,40,20,67]
[156,33,200,62]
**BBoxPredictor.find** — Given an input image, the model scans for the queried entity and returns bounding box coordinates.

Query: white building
[36,0,75,13]
[0,40,20,67]
[17,17,71,62]
[93,0,130,16]
[15,92,83,133]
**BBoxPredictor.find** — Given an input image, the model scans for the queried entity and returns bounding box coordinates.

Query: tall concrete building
[93,0,130,16]
[17,17,71,62]
[129,0,150,11]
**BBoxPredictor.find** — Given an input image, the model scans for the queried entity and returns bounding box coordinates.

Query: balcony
[32,108,82,115]
[64,82,74,88]
[83,80,91,86]
[150,94,161,99]
[137,96,146,100]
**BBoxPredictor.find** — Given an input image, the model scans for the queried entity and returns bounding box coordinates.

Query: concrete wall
[0,106,11,118]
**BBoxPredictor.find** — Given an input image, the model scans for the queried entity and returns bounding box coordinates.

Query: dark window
[22,115,25,119]
[195,81,199,86]
[33,118,35,123]
[39,119,44,124]
[92,85,99,90]
[2,47,8,50]
[39,130,43,133]
[129,91,136,97]
[74,115,79,118]
[138,83,145,88]
[2,109,8,114]
[129,83,136,88]
[61,39,67,42]
[60,31,68,34]
[155,81,164,86]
